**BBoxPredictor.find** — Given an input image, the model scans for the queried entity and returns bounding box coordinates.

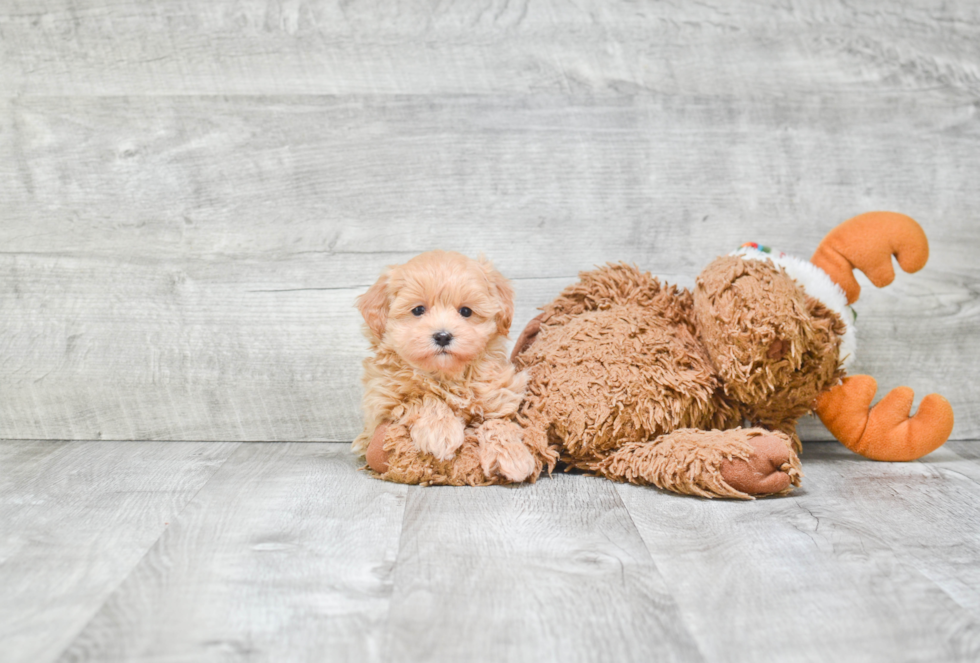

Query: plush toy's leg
[596,428,802,499]
[365,422,391,473]
[365,421,523,486]
[368,421,437,484]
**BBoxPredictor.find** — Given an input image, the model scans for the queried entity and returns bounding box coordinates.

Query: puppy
[353,251,554,486]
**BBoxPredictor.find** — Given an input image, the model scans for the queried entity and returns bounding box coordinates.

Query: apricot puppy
[353,251,554,486]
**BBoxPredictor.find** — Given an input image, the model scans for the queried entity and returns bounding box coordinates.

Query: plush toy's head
[693,254,845,427]
[356,251,514,377]
[696,211,953,460]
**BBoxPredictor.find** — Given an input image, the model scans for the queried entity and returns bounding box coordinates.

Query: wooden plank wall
[1,0,978,442]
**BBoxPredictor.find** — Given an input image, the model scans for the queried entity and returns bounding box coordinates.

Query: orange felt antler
[815,376,954,461]
[810,211,929,305]
[810,212,954,461]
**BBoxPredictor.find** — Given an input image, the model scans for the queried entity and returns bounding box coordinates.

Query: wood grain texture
[0,439,239,663]
[3,439,980,661]
[4,95,979,271]
[617,442,980,663]
[831,442,980,622]
[56,443,408,663]
[1,91,977,440]
[384,474,702,663]
[945,440,980,466]
[1,1,978,97]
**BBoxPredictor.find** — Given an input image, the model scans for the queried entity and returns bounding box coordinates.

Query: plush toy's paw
[476,419,538,482]
[366,422,390,474]
[718,434,802,496]
[411,400,466,461]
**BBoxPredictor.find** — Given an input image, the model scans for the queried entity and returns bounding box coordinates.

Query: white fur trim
[732,246,856,368]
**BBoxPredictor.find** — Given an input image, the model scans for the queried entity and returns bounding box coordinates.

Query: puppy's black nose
[433,331,453,347]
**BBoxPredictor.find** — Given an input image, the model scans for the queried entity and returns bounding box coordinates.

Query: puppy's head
[357,251,514,377]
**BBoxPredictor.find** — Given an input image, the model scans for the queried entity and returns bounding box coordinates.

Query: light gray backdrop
[1,0,977,442]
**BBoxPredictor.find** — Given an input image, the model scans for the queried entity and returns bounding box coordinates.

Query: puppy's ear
[480,257,514,336]
[356,272,391,340]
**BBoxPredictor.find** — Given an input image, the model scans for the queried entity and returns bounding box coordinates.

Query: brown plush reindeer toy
[510,212,955,499]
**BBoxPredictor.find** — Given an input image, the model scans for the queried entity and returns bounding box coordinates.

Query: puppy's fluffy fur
[353,251,554,485]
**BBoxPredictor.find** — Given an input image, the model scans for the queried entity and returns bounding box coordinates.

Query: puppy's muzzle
[433,331,453,347]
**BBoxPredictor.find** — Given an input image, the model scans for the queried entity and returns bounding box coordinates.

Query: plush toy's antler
[810,212,954,461]
[810,211,929,305]
[816,376,954,461]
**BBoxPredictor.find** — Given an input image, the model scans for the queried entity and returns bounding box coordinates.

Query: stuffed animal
[355,250,557,486]
[510,212,955,499]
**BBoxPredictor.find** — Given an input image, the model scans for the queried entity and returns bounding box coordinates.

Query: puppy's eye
[411,306,425,317]
[459,307,473,318]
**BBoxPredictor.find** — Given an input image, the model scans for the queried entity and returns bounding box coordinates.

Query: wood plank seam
[45,441,245,662]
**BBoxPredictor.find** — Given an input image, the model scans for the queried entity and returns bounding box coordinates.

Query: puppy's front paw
[411,400,465,461]
[477,419,538,482]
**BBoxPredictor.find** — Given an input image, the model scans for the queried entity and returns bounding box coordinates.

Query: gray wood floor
[3,438,980,663]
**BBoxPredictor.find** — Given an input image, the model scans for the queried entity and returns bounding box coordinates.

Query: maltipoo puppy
[353,251,557,486]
